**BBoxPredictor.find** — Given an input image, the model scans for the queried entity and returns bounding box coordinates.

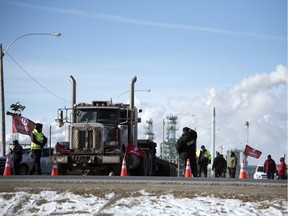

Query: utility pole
[211,107,216,161]
[0,44,6,156]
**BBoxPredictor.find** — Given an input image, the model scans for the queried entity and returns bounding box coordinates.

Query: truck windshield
[76,109,119,124]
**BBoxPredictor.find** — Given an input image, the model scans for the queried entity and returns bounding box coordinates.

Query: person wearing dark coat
[175,127,198,177]
[10,140,23,175]
[212,152,227,177]
[264,155,277,179]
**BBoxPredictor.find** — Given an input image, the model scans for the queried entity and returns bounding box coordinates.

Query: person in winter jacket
[175,127,198,177]
[264,155,277,179]
[212,152,227,177]
[30,123,47,175]
[10,140,23,175]
[227,151,237,178]
[196,145,211,177]
[277,157,287,180]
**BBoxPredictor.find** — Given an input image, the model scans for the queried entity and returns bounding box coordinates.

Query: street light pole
[0,32,61,156]
[0,44,5,156]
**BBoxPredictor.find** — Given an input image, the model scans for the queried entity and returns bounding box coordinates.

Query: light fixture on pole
[115,89,151,102]
[0,32,61,156]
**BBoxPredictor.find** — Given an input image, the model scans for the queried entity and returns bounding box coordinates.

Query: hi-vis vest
[196,149,211,160]
[31,129,44,150]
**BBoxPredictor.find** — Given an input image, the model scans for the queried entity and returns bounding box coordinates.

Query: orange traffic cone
[120,157,127,176]
[184,158,192,178]
[3,156,11,176]
[51,157,58,176]
[239,159,247,179]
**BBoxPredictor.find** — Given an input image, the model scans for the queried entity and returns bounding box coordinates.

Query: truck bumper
[51,155,120,164]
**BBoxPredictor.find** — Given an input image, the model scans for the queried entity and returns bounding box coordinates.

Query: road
[0,176,287,202]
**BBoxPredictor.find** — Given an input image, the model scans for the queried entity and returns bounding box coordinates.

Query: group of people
[264,154,287,180]
[175,127,238,178]
[11,123,47,175]
[176,126,286,179]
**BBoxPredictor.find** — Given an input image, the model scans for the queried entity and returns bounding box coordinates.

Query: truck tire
[19,164,29,175]
[126,155,140,170]
[58,164,68,175]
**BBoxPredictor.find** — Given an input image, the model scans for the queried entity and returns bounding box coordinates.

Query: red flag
[244,145,262,159]
[126,144,145,157]
[12,114,36,136]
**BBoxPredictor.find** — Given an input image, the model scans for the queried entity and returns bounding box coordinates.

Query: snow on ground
[0,189,287,216]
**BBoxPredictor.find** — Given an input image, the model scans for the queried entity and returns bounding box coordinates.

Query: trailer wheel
[143,150,153,176]
[142,152,148,176]
[146,151,154,176]
[81,169,95,176]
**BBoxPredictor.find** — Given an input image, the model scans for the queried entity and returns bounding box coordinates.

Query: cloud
[139,65,287,164]
[5,1,286,41]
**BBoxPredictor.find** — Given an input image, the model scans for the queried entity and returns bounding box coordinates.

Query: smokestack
[69,75,76,123]
[130,76,137,109]
[129,76,137,145]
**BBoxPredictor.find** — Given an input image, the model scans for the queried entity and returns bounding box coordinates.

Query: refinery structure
[144,114,179,163]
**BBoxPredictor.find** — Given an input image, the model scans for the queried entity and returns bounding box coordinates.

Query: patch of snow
[0,190,286,216]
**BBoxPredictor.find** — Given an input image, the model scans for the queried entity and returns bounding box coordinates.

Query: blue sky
[1,0,287,165]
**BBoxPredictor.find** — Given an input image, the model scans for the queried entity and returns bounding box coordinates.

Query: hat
[183,127,190,132]
[13,140,19,145]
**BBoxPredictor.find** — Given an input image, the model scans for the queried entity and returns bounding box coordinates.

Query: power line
[6,53,70,103]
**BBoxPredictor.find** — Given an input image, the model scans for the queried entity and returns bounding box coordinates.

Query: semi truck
[52,76,177,176]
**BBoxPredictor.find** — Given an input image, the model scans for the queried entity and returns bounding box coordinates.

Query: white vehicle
[19,147,54,175]
[253,165,277,180]
[253,165,267,179]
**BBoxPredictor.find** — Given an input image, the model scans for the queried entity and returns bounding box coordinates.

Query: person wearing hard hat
[30,123,47,175]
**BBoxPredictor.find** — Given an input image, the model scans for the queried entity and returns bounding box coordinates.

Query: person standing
[227,151,237,178]
[10,140,23,175]
[214,154,227,178]
[196,145,211,177]
[175,127,198,177]
[212,152,221,177]
[30,123,47,175]
[264,155,277,180]
[277,157,287,180]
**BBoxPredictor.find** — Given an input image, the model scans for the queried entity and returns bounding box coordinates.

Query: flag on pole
[12,114,36,136]
[244,145,262,159]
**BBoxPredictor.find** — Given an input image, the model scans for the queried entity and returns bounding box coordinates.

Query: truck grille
[72,125,103,153]
[71,124,118,154]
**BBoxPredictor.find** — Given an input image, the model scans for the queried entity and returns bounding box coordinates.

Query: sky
[0,0,287,165]
[0,189,287,215]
